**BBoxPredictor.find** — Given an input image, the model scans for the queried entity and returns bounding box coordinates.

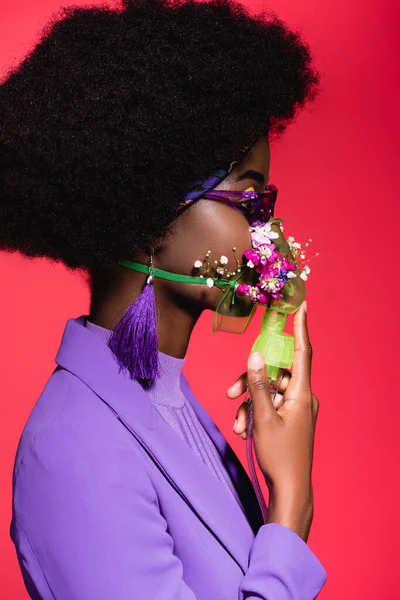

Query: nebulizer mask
[202,223,307,373]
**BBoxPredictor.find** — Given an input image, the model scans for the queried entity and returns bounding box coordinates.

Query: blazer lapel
[55,315,263,574]
[180,374,264,535]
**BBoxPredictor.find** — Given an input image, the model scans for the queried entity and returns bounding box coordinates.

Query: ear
[227,160,239,174]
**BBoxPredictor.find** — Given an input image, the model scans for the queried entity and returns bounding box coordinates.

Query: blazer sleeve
[12,419,326,600]
[239,523,327,599]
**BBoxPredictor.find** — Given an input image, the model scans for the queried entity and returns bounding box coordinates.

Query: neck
[88,263,202,359]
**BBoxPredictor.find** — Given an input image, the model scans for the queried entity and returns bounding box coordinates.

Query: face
[150,135,271,315]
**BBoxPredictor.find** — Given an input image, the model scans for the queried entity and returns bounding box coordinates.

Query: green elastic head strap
[118,259,244,306]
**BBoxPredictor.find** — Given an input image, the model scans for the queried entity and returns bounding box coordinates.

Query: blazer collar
[55,315,264,574]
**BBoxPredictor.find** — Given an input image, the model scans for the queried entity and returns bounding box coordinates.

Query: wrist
[266,487,314,542]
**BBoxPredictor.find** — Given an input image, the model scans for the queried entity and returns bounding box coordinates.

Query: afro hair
[0,0,321,276]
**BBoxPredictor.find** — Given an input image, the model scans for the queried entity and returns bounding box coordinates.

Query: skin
[89,134,320,542]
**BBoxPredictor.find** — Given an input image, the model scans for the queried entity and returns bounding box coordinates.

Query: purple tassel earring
[108,249,160,387]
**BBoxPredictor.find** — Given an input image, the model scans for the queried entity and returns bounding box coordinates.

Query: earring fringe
[108,251,160,385]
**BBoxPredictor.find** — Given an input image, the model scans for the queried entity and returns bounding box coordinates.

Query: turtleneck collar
[85,317,186,408]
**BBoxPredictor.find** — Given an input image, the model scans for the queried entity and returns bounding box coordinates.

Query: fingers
[227,368,291,400]
[271,390,285,410]
[247,352,277,423]
[226,372,247,399]
[288,301,312,394]
[233,387,286,439]
[270,368,291,395]
[233,401,251,439]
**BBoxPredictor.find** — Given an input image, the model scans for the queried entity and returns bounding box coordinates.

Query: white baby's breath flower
[300,266,311,281]
[220,255,228,264]
[287,271,297,278]
[194,260,202,268]
[287,236,295,244]
[292,242,301,249]
[206,278,214,288]
[247,259,255,268]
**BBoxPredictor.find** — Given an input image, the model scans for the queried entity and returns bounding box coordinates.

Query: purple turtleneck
[85,318,253,530]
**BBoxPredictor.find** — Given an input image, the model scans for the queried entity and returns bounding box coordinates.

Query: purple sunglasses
[177,185,278,225]
[176,177,277,226]
[197,185,278,225]
[176,160,278,225]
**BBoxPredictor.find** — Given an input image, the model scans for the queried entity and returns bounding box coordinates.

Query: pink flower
[236,284,269,305]
[257,244,275,266]
[280,257,296,272]
[257,292,269,304]
[236,283,251,297]
[235,220,314,307]
[257,264,279,277]
[272,250,283,262]
[243,248,261,267]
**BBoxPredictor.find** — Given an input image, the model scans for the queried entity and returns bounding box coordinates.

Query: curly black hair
[0,0,320,276]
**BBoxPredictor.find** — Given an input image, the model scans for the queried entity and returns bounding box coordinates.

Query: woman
[2,0,326,597]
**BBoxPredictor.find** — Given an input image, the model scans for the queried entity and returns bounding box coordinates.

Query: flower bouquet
[235,218,317,383]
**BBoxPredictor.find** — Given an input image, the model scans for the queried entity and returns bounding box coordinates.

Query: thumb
[247,352,278,424]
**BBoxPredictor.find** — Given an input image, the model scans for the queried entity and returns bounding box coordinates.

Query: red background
[1,1,399,598]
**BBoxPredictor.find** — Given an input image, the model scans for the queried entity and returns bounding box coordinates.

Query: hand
[228,303,319,537]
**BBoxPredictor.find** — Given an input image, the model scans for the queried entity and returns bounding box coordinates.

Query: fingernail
[249,352,264,369]
[233,418,238,431]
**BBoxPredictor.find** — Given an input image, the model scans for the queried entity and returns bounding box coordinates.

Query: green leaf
[285,280,296,296]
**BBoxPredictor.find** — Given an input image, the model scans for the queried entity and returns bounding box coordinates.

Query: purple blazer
[10,315,327,599]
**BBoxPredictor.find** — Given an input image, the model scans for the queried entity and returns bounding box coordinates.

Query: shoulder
[13,368,152,501]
